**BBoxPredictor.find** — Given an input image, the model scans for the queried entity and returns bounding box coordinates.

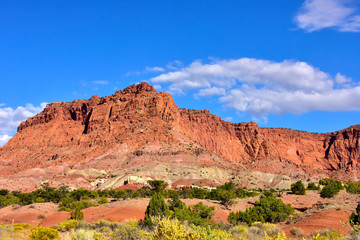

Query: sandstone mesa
[0,82,359,191]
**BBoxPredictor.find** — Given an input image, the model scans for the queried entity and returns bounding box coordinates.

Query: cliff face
[0,82,359,191]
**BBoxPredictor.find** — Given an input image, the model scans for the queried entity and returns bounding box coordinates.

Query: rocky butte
[0,82,359,191]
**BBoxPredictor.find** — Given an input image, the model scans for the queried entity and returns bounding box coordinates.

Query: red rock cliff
[0,82,359,189]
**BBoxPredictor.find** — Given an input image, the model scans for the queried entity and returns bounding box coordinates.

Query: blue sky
[1,0,360,145]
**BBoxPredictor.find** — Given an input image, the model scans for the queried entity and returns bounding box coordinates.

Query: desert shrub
[307,182,320,190]
[0,189,9,196]
[350,202,360,226]
[228,196,294,225]
[264,232,287,240]
[114,189,130,199]
[111,219,150,240]
[205,181,238,208]
[131,187,152,198]
[319,178,343,189]
[345,181,360,194]
[59,198,96,211]
[143,192,171,227]
[217,188,236,209]
[71,229,104,240]
[262,190,276,198]
[190,202,215,220]
[29,226,59,240]
[172,201,215,227]
[232,222,283,240]
[0,193,20,208]
[311,229,343,240]
[319,178,343,198]
[35,197,45,203]
[191,224,233,239]
[57,220,79,232]
[93,219,111,230]
[168,193,186,211]
[97,197,108,205]
[71,207,84,220]
[290,227,305,238]
[70,188,98,201]
[148,180,168,194]
[151,217,200,239]
[13,223,32,232]
[320,185,340,198]
[189,187,209,199]
[38,214,46,219]
[291,181,306,195]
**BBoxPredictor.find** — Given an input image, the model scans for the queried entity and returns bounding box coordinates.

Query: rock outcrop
[0,82,359,191]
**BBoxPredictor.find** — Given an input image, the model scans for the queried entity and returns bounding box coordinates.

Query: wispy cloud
[0,102,47,146]
[126,66,166,77]
[151,58,360,117]
[295,0,360,32]
[145,66,165,72]
[92,80,109,85]
[166,60,183,70]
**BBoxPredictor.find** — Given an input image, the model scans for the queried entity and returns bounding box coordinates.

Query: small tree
[143,192,171,227]
[168,193,186,211]
[217,188,236,209]
[291,181,306,195]
[148,180,168,194]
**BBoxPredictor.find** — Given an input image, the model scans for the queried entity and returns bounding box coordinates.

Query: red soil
[282,208,352,235]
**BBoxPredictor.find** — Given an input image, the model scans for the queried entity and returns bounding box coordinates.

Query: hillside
[0,82,359,191]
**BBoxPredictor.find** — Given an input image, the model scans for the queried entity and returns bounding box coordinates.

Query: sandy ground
[0,203,70,227]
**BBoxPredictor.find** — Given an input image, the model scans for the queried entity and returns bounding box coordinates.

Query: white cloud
[153,84,162,91]
[196,87,226,97]
[0,134,12,147]
[335,73,352,84]
[166,60,183,70]
[150,58,359,117]
[145,66,165,72]
[92,80,109,85]
[295,0,360,32]
[0,103,47,145]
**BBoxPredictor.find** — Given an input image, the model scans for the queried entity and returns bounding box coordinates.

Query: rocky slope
[0,82,359,191]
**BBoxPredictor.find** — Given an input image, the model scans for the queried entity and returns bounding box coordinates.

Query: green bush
[319,178,343,198]
[143,192,171,227]
[345,181,360,194]
[311,229,343,240]
[148,180,168,194]
[350,202,360,226]
[71,229,104,240]
[71,207,84,220]
[217,188,236,209]
[228,196,294,225]
[97,197,109,205]
[291,181,306,195]
[111,219,150,240]
[57,220,79,232]
[29,226,59,240]
[319,178,343,189]
[190,202,215,220]
[320,185,340,198]
[168,193,186,211]
[307,182,320,190]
